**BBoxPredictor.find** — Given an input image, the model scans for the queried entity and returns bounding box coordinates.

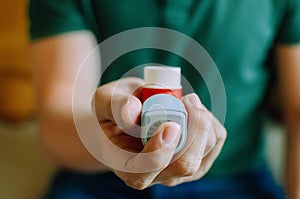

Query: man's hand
[95,77,227,190]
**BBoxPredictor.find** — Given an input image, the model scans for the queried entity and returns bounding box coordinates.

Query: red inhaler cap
[142,66,182,103]
[142,87,182,103]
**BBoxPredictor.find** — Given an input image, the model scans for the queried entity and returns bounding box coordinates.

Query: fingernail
[161,123,181,145]
[187,93,205,110]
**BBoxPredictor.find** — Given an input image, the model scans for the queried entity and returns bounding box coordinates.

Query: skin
[31,30,300,197]
[31,31,226,190]
[276,44,300,199]
[95,78,226,188]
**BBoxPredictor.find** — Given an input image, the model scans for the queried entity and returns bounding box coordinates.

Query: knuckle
[214,125,227,143]
[195,113,212,133]
[200,162,211,174]
[178,164,198,177]
[203,114,213,130]
[198,160,214,177]
[219,127,227,140]
[124,177,150,190]
[176,156,199,177]
[161,179,180,187]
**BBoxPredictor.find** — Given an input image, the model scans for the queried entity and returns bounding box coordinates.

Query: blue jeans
[44,166,285,199]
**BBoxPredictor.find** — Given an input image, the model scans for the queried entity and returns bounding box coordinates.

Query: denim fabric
[43,166,285,199]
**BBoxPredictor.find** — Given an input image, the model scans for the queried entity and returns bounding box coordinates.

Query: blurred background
[0,1,56,199]
[0,1,286,199]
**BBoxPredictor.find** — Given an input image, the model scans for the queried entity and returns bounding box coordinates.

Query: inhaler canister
[141,66,187,154]
[142,66,182,102]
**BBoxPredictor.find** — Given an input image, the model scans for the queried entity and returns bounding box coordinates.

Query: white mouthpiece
[144,66,181,89]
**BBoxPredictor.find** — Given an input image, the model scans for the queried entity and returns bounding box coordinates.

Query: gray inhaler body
[141,66,188,154]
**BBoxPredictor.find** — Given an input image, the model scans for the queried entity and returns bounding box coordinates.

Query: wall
[0,1,56,199]
[0,0,35,122]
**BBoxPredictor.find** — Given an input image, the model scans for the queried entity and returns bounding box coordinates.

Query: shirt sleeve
[29,0,89,41]
[276,0,300,45]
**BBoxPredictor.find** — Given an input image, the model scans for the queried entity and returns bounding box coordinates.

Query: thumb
[126,122,181,172]
[142,122,181,154]
[114,122,181,190]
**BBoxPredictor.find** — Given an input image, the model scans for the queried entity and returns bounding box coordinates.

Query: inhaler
[141,66,187,154]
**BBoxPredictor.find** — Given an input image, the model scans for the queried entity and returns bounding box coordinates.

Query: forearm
[38,98,109,172]
[39,88,106,171]
[285,116,300,199]
[275,44,300,198]
[31,31,108,172]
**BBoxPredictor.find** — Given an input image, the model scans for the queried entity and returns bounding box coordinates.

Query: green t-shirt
[29,0,300,177]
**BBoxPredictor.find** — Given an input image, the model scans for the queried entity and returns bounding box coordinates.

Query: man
[29,0,300,198]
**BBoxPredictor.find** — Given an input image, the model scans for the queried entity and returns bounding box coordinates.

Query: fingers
[164,125,226,186]
[181,93,225,167]
[182,94,213,159]
[114,122,181,190]
[192,123,226,179]
[154,94,209,181]
[96,83,227,189]
[95,77,144,131]
[154,93,226,185]
[202,112,225,158]
[112,94,142,135]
